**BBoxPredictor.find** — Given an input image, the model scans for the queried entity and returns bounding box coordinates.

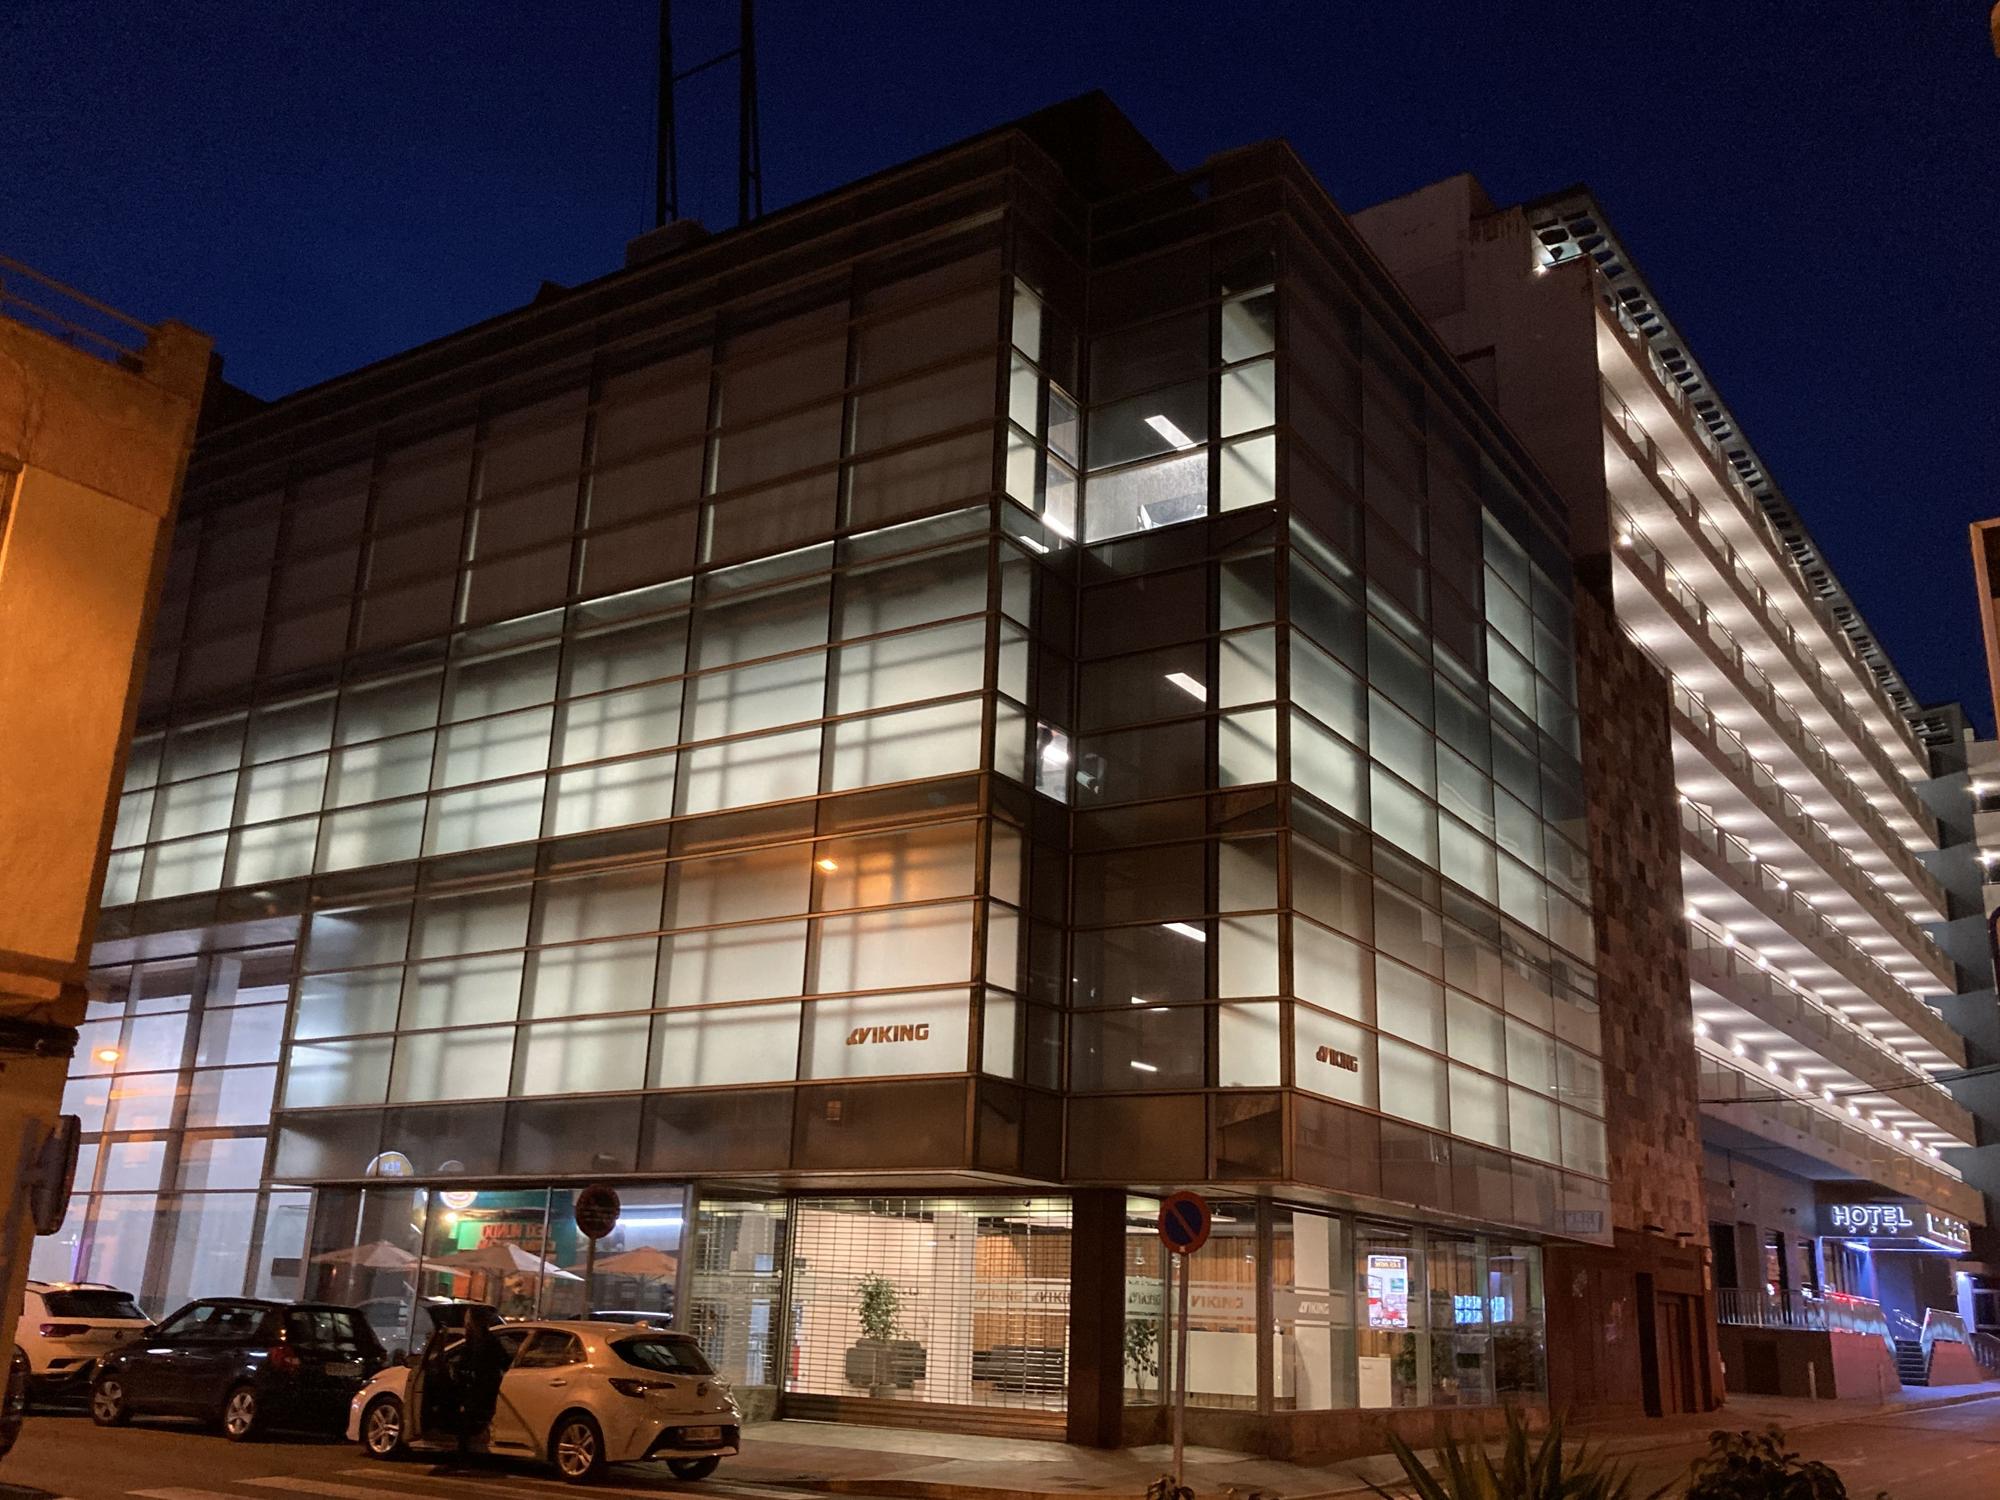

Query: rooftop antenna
[655,0,764,229]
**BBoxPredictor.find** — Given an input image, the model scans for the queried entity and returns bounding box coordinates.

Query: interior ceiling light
[1163,672,1207,702]
[1162,921,1206,943]
[1144,414,1199,451]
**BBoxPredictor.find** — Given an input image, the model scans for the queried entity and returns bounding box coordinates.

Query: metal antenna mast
[654,0,764,229]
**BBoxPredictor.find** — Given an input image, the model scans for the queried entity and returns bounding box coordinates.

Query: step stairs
[1893,1337,1929,1386]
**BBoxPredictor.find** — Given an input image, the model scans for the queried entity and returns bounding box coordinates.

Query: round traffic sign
[574,1183,622,1239]
[1158,1191,1211,1255]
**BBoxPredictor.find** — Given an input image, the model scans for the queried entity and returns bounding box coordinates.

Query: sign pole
[583,1234,598,1318]
[1172,1245,1191,1491]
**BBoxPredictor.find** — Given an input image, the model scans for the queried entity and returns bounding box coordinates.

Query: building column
[1066,1189,1124,1448]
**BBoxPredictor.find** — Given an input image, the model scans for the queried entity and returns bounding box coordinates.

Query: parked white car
[347,1317,739,1483]
[16,1282,150,1402]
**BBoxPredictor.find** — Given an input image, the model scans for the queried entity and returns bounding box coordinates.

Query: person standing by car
[453,1309,508,1455]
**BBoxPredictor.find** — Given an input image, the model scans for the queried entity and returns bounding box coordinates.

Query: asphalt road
[1611,1395,2000,1500]
[0,1409,828,1500]
[8,1396,2000,1500]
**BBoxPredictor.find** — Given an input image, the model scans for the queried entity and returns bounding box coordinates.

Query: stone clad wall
[1573,578,1706,1244]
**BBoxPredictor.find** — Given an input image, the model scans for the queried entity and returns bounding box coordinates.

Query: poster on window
[1365,1253,1409,1330]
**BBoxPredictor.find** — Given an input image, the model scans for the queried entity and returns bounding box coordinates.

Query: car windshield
[611,1336,713,1376]
[42,1291,144,1320]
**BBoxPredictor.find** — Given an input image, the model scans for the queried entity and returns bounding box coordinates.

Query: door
[179,1305,272,1413]
[494,1329,586,1455]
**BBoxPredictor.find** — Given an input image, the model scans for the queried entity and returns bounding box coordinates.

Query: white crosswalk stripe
[133,1465,796,1500]
[330,1464,807,1499]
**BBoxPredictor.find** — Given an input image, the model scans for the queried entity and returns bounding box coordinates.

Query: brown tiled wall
[1574,582,1707,1245]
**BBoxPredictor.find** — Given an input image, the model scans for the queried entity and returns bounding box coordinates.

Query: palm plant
[1369,1407,1668,1500]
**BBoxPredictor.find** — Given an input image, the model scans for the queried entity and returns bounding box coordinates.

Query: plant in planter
[1684,1428,1882,1500]
[1124,1317,1160,1398]
[853,1273,903,1397]
[1370,1406,1666,1500]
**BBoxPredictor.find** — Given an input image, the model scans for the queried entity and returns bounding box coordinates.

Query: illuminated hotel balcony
[1679,800,1963,1067]
[1697,1054,1981,1224]
[1668,685,1953,986]
[1593,295,1931,787]
[1617,519,1942,908]
[1688,928,1970,1142]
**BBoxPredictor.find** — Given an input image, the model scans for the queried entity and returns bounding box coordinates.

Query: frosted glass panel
[1291,713,1364,819]
[665,846,809,926]
[400,953,524,1029]
[141,835,227,898]
[283,1038,392,1108]
[1219,710,1279,786]
[1375,958,1443,1050]
[1445,991,1505,1074]
[811,904,974,993]
[425,775,546,854]
[411,887,530,958]
[390,1027,512,1102]
[830,619,985,714]
[1509,1086,1559,1164]
[1218,915,1279,998]
[565,615,689,696]
[815,822,977,908]
[555,680,683,764]
[679,727,821,813]
[295,970,403,1040]
[800,988,969,1079]
[155,772,238,839]
[524,939,658,1019]
[327,732,434,807]
[238,755,326,823]
[1218,1002,1280,1086]
[549,754,675,834]
[1379,1038,1445,1129]
[659,921,807,1005]
[827,699,982,790]
[688,653,827,739]
[515,1015,648,1094]
[652,1004,801,1088]
[1450,1066,1508,1149]
[305,905,410,971]
[537,866,665,943]
[225,818,319,886]
[693,582,831,670]
[434,706,553,786]
[1292,920,1372,1020]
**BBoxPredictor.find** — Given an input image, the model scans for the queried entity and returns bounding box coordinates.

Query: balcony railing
[1680,800,1961,1060]
[1698,1054,1977,1216]
[1596,293,1931,773]
[1716,1289,1895,1352]
[1617,514,1943,883]
[0,252,153,367]
[1669,681,1952,963]
[1687,925,1966,1128]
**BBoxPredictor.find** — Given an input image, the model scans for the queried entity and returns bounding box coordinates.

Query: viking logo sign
[847,1023,931,1046]
[1314,1045,1360,1073]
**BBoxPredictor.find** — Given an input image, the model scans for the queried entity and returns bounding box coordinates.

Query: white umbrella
[592,1246,678,1279]
[434,1241,581,1280]
[312,1240,419,1270]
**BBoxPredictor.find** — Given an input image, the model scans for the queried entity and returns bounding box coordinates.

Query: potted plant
[853,1273,902,1398]
[1125,1317,1160,1398]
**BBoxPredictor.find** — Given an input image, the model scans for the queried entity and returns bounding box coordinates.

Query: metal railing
[1686,925,1966,1124]
[1596,291,1930,773]
[1679,798,1960,1057]
[0,252,153,366]
[1716,1288,1895,1358]
[1669,680,1952,961]
[1616,510,1944,900]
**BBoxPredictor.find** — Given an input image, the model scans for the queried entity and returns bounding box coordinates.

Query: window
[514,1329,586,1368]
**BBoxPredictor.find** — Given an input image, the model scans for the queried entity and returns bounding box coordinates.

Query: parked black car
[1,1346,27,1461]
[90,1298,385,1441]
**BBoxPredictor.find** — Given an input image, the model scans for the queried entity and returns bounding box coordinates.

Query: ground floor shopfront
[37,1178,1552,1454]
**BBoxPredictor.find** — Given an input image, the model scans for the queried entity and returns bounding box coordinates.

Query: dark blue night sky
[9,2,1996,727]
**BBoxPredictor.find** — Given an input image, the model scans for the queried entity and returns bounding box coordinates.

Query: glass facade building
[37,99,1606,1455]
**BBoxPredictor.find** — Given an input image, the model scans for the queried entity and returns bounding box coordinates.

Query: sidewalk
[727,1383,2000,1500]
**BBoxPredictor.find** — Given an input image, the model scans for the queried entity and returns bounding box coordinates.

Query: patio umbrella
[433,1241,581,1280]
[592,1245,678,1280]
[311,1241,419,1270]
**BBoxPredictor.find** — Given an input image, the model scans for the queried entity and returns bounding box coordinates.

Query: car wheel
[668,1456,721,1480]
[89,1374,131,1427]
[220,1384,262,1442]
[360,1395,406,1459]
[550,1410,607,1483]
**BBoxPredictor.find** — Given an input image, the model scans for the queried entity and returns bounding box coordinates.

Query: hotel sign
[1820,1201,1970,1252]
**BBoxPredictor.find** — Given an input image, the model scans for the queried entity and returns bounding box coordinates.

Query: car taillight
[37,1324,90,1339]
[607,1377,656,1398]
[268,1344,302,1376]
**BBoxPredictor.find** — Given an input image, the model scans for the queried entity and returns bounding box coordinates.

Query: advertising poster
[1365,1253,1409,1330]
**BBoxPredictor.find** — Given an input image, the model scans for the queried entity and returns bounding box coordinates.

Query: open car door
[404,1300,502,1448]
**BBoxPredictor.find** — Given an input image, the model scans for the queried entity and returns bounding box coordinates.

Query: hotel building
[1358,178,1988,1399]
